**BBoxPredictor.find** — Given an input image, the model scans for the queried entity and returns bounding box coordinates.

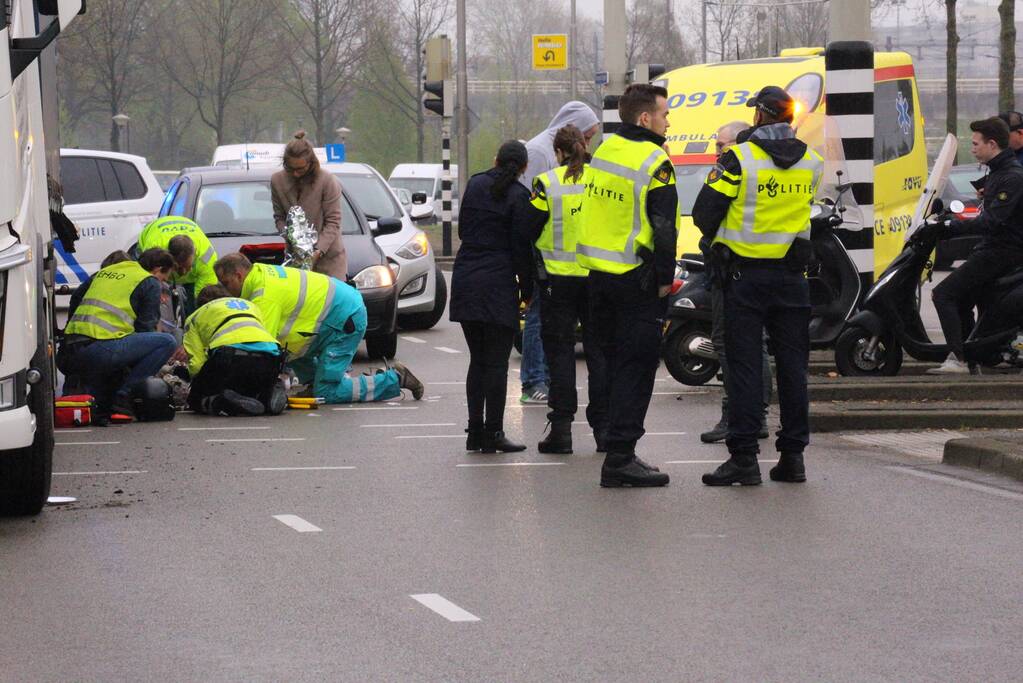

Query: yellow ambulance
[662,48,927,278]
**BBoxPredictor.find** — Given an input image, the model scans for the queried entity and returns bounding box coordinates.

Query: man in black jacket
[929,117,1023,374]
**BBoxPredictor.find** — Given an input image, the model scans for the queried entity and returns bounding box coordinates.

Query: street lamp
[335,126,351,144]
[112,113,131,153]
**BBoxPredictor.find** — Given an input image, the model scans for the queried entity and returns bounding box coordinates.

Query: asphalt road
[5,276,1023,681]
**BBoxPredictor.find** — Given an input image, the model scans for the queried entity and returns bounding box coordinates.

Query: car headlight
[395,232,430,260]
[673,297,696,309]
[353,265,395,290]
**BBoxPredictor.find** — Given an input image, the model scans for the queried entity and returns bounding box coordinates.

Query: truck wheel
[663,324,720,386]
[835,326,903,376]
[397,264,447,330]
[365,332,398,360]
[0,343,54,516]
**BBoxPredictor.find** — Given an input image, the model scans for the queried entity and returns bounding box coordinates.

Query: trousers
[187,348,282,413]
[723,265,810,461]
[539,274,608,431]
[290,305,401,403]
[61,332,178,410]
[711,283,772,419]
[588,268,664,457]
[461,321,515,431]
[520,294,549,390]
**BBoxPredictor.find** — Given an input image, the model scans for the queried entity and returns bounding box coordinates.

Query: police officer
[522,124,608,454]
[928,116,1023,374]
[183,284,287,416]
[997,111,1023,166]
[214,253,424,403]
[576,83,679,488]
[692,85,822,486]
[139,215,219,312]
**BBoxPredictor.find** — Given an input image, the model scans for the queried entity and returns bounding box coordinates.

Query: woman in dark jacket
[450,141,534,453]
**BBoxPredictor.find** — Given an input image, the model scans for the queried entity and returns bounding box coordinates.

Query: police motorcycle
[834,198,1023,375]
[661,182,862,386]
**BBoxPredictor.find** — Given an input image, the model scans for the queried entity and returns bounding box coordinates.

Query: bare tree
[626,0,692,70]
[277,0,368,144]
[997,0,1015,112]
[706,0,748,62]
[945,0,958,143]
[156,0,277,145]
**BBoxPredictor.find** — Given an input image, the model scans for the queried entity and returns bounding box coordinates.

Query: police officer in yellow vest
[522,124,608,455]
[138,216,219,312]
[60,249,178,420]
[183,285,286,416]
[693,85,823,486]
[575,83,679,488]
[214,253,424,403]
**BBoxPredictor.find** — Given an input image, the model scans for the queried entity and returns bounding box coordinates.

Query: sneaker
[520,384,549,404]
[390,361,424,400]
[926,353,969,375]
[1012,334,1023,352]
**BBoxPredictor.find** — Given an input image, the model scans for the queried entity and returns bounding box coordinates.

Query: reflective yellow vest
[139,216,219,290]
[183,297,279,376]
[710,141,823,259]
[65,261,151,340]
[575,134,678,274]
[240,264,339,356]
[530,165,589,277]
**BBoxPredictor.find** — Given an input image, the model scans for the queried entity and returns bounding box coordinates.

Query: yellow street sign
[533,34,568,71]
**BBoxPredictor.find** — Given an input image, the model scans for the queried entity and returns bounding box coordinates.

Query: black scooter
[834,198,1023,375]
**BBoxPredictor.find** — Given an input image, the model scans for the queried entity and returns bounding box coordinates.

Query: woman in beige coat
[270,131,347,280]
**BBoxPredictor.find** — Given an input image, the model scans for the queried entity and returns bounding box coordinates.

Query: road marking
[429,381,465,385]
[332,406,418,411]
[253,466,355,471]
[53,470,147,476]
[410,594,480,622]
[654,391,708,396]
[401,335,427,344]
[456,462,565,468]
[179,426,272,431]
[56,441,121,446]
[361,423,456,428]
[663,460,778,465]
[55,429,91,433]
[396,434,465,440]
[273,514,322,532]
[887,466,1023,502]
[207,438,306,443]
[434,346,461,354]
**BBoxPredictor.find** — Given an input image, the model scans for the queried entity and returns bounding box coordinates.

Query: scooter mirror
[930,197,944,215]
[948,199,965,215]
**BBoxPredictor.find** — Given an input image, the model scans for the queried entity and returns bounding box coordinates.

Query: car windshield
[947,168,984,198]
[196,181,362,236]
[674,165,713,215]
[390,177,435,197]
[335,173,401,220]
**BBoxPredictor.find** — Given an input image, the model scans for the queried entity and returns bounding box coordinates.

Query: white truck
[0,0,82,515]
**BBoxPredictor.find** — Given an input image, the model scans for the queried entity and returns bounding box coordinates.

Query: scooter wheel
[835,326,903,376]
[663,325,720,386]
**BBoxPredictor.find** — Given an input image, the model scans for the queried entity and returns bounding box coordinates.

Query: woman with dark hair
[270,131,347,280]
[450,140,534,453]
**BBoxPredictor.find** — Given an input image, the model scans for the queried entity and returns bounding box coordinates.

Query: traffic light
[424,79,453,117]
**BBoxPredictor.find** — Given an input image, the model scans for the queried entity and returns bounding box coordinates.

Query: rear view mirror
[948,200,965,214]
[411,191,428,205]
[410,204,435,222]
[372,217,403,237]
[930,198,944,215]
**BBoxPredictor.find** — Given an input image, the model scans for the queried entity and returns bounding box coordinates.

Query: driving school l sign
[533,34,568,70]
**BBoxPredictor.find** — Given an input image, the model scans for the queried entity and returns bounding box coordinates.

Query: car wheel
[0,339,54,516]
[366,332,398,360]
[397,264,447,330]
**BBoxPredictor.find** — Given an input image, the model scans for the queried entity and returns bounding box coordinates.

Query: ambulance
[661,48,927,278]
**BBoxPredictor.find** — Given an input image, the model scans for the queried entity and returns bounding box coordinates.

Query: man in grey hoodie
[517,101,601,405]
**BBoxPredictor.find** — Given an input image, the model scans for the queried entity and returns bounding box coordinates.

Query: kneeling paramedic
[692,85,822,486]
[184,285,286,416]
[214,254,424,403]
[139,215,219,314]
[60,249,179,420]
[522,123,608,454]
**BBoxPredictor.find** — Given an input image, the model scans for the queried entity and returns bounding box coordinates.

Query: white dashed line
[429,381,465,385]
[332,406,418,411]
[410,594,480,622]
[361,423,456,428]
[662,460,778,465]
[52,470,147,476]
[253,466,355,471]
[395,434,465,440]
[456,462,565,468]
[434,346,461,354]
[273,514,322,532]
[179,426,272,431]
[401,335,427,344]
[55,441,120,446]
[55,429,92,433]
[207,438,306,443]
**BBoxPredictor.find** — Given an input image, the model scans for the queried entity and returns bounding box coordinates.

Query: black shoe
[701,458,762,486]
[600,456,670,488]
[769,452,806,483]
[480,431,526,453]
[538,421,573,454]
[222,389,265,416]
[465,426,483,452]
[267,381,288,416]
[390,361,425,400]
[700,416,728,443]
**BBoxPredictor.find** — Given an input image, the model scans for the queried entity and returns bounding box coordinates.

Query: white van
[389,163,460,222]
[211,143,285,170]
[56,149,164,296]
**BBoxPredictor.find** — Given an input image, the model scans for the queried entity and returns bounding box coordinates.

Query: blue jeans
[64,332,178,409]
[520,295,549,390]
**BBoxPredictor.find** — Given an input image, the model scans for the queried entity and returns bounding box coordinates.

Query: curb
[807,380,1023,402]
[810,408,1023,432]
[943,438,1023,482]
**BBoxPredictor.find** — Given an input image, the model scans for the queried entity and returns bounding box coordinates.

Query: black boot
[222,389,265,416]
[480,430,526,453]
[700,412,728,443]
[701,457,762,486]
[769,452,806,482]
[538,421,573,454]
[465,423,483,452]
[600,454,670,488]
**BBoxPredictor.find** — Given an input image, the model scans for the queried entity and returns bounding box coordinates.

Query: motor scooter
[834,198,1023,375]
